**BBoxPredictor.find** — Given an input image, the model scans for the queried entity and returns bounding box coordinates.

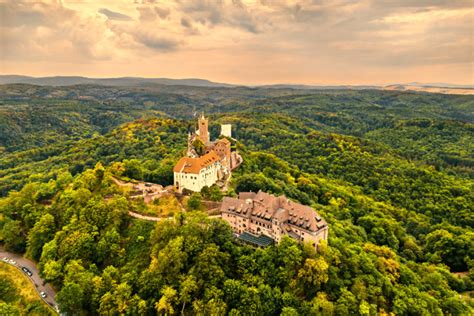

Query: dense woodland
[0,84,473,315]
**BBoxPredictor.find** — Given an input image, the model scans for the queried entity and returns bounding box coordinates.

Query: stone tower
[197,113,209,144]
[220,124,232,138]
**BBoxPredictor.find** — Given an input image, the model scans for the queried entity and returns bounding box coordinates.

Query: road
[0,247,58,313]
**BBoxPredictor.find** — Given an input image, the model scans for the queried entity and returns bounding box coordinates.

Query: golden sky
[1,0,473,85]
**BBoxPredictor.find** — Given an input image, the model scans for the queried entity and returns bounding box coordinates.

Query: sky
[1,0,473,85]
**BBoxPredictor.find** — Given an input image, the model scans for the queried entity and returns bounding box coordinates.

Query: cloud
[1,0,472,84]
[98,8,132,21]
[137,6,170,21]
[181,16,192,28]
[177,0,263,33]
[1,1,113,62]
[132,31,180,51]
[0,1,75,28]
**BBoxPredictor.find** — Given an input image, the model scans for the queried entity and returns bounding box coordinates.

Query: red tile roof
[173,151,221,174]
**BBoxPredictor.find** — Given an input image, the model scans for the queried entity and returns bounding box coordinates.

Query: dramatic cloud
[1,0,472,85]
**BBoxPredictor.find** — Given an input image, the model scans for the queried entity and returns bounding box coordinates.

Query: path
[128,211,163,221]
[128,211,221,222]
[0,247,58,313]
[111,177,169,201]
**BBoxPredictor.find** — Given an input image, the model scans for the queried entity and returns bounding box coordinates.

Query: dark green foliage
[192,139,205,156]
[187,193,202,210]
[1,220,26,252]
[201,185,224,202]
[0,86,473,314]
[0,277,17,302]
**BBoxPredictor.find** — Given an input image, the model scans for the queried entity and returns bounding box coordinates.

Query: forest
[0,84,473,315]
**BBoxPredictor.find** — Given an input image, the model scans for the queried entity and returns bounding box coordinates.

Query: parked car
[2,257,8,262]
[21,266,33,276]
[8,259,16,265]
[40,291,47,298]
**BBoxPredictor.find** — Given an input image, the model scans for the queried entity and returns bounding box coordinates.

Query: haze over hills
[0,75,234,88]
[1,75,473,94]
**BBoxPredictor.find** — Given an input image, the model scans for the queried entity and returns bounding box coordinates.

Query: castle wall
[174,161,221,193]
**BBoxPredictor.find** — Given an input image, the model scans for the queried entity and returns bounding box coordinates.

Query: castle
[221,190,329,249]
[173,114,242,193]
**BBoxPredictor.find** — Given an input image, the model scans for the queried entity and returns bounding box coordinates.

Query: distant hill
[0,75,235,88]
[0,75,472,94]
[383,84,474,95]
[258,84,380,90]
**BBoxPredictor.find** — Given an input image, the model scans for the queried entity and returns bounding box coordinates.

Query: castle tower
[197,113,209,144]
[220,124,232,138]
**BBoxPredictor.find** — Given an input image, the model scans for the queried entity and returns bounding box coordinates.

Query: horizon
[2,74,473,88]
[1,1,473,85]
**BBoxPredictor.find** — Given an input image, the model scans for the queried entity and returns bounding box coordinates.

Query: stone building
[173,151,223,193]
[174,114,242,193]
[221,190,328,249]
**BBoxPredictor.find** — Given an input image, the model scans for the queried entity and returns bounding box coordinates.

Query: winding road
[0,247,58,313]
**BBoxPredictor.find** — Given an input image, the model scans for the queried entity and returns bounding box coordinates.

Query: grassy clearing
[0,262,54,315]
[149,194,182,217]
[132,194,183,217]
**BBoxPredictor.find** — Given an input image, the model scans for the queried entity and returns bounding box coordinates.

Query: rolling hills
[0,84,473,314]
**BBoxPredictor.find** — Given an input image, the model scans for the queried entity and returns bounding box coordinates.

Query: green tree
[1,220,26,252]
[123,159,144,180]
[0,277,17,302]
[0,303,20,315]
[56,282,85,314]
[155,286,177,315]
[179,275,198,314]
[26,213,55,261]
[192,139,205,156]
[187,193,202,211]
[296,257,329,296]
[311,292,334,316]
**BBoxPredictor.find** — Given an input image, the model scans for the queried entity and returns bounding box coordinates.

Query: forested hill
[1,84,472,176]
[0,85,473,314]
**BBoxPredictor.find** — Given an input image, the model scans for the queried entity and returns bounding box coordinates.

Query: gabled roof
[173,151,221,174]
[221,190,328,234]
[239,192,256,200]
